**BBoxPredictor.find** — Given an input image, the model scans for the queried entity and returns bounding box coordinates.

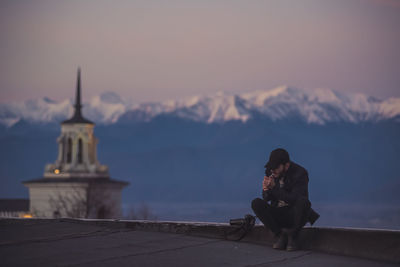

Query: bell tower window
[61,137,65,162]
[67,138,72,163]
[78,138,83,164]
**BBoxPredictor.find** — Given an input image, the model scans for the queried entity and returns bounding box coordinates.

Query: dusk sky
[0,0,399,104]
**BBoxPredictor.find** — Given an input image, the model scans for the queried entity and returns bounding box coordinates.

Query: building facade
[23,69,129,219]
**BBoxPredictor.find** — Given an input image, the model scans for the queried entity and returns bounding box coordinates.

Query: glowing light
[54,169,60,174]
[22,214,33,218]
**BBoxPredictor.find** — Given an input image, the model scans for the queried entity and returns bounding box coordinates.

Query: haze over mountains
[1,86,400,127]
[0,86,399,227]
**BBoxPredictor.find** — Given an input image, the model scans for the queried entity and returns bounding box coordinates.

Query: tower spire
[75,67,82,117]
[62,68,93,124]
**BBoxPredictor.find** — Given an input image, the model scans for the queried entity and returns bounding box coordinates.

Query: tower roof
[62,68,94,125]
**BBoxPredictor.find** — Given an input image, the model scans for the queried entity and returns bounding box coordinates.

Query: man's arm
[269,171,309,205]
[262,174,276,201]
[262,188,273,201]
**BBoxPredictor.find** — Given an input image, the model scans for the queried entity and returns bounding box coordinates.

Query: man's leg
[252,199,294,249]
[251,198,281,235]
[285,198,311,251]
[292,198,311,237]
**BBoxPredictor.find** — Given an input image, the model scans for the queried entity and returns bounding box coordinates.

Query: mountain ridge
[1,86,399,127]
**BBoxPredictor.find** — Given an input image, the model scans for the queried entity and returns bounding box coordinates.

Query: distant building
[0,199,30,218]
[23,69,129,219]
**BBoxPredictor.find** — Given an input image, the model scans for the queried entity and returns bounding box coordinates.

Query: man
[251,148,319,251]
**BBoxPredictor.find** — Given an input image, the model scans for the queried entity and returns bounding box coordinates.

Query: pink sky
[0,0,399,104]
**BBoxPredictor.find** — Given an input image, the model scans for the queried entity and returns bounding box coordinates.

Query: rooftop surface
[0,218,398,267]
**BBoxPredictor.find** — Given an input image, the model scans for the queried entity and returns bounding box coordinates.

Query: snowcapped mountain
[0,91,131,127]
[1,86,399,127]
[84,92,130,123]
[0,97,73,127]
[110,86,400,124]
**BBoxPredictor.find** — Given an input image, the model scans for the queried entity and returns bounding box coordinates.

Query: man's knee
[294,198,311,210]
[251,198,265,211]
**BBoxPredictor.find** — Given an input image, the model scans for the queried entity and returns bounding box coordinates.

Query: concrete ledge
[298,227,400,264]
[3,218,400,264]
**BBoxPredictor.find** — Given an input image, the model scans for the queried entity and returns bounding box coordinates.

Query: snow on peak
[42,97,57,104]
[379,97,400,117]
[157,91,250,123]
[0,87,399,127]
[204,93,248,123]
[99,91,124,104]
[0,92,129,127]
[237,86,398,124]
[241,86,289,107]
[87,92,128,124]
[0,97,73,126]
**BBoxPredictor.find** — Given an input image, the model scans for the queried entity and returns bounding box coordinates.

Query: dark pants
[251,198,311,237]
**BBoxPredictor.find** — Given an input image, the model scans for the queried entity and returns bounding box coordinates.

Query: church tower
[44,68,108,178]
[23,69,129,219]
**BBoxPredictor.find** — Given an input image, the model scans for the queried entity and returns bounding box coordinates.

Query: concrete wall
[26,182,124,219]
[86,184,124,219]
[28,183,88,218]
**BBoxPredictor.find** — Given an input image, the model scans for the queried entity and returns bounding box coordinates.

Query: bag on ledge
[226,214,256,241]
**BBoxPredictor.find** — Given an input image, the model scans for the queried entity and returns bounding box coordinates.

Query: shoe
[284,228,298,251]
[286,236,298,251]
[272,232,287,250]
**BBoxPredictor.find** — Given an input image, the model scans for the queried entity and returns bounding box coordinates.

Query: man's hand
[263,175,275,191]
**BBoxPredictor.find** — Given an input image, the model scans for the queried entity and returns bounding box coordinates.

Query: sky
[0,0,399,104]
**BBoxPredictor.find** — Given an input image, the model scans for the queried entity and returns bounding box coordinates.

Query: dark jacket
[262,161,319,225]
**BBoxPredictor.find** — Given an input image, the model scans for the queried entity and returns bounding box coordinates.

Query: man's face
[271,164,285,178]
[271,162,290,178]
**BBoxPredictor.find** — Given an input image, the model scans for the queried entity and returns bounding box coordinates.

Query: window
[61,138,65,162]
[67,138,72,163]
[78,138,83,164]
